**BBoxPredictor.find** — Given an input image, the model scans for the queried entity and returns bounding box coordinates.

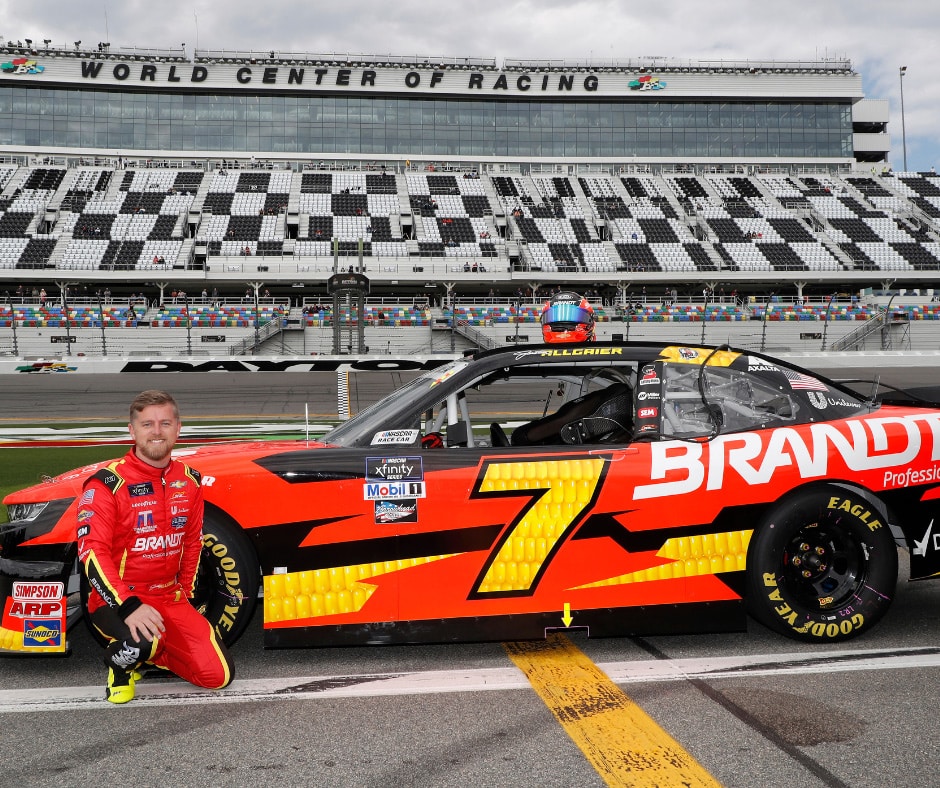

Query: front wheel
[746,485,897,643]
[194,508,260,645]
[81,508,260,648]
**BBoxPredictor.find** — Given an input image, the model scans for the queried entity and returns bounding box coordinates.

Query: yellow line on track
[504,633,721,788]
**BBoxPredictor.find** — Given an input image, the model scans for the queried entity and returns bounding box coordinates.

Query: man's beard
[137,440,173,464]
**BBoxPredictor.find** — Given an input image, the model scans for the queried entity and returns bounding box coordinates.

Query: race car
[3,341,940,656]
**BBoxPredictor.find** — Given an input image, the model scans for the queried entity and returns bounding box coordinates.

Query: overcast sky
[2,0,936,170]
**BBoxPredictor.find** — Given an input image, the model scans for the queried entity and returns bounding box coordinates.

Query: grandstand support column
[760,299,770,353]
[821,295,836,352]
[8,295,17,356]
[528,282,542,306]
[95,290,107,356]
[795,282,806,301]
[183,296,193,355]
[701,290,709,345]
[57,281,73,356]
[248,281,264,349]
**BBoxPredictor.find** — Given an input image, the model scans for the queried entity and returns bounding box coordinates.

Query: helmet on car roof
[540,291,596,343]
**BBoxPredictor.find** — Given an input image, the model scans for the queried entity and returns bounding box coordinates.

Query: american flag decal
[783,370,828,391]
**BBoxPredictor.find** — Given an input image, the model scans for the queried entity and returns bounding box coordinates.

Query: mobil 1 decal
[365,457,425,523]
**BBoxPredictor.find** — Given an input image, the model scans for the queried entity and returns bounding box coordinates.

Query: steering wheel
[490,422,511,447]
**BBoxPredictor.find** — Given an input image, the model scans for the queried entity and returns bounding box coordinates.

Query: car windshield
[320,359,471,447]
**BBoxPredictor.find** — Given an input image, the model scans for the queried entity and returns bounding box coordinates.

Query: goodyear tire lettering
[198,513,260,644]
[746,486,897,643]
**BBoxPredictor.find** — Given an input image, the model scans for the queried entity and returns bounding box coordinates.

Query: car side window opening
[661,362,799,439]
[422,366,637,449]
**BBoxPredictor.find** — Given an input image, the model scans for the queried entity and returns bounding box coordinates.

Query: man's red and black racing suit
[77,449,232,689]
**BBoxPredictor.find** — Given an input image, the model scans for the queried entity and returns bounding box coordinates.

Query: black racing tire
[194,508,260,646]
[80,507,260,648]
[746,485,898,643]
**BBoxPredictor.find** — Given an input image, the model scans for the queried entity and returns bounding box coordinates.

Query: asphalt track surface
[1,362,938,423]
[3,364,940,787]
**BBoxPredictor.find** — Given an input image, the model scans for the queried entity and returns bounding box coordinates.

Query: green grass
[1,445,128,524]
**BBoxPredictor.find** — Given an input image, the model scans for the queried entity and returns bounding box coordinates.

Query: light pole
[899,66,908,171]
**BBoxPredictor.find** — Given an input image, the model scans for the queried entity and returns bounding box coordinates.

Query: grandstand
[1,40,938,357]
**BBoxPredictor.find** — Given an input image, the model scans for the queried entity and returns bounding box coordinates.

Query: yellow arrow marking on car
[562,602,573,627]
[504,633,720,788]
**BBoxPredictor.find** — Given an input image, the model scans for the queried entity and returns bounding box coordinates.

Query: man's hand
[124,603,165,642]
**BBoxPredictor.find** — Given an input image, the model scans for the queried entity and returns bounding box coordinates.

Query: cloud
[3,0,936,169]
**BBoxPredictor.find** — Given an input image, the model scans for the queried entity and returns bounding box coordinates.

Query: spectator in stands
[153,255,160,264]
[158,256,166,265]
[39,288,47,308]
[15,284,23,301]
[463,262,471,272]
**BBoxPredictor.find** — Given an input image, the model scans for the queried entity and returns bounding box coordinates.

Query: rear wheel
[746,485,897,642]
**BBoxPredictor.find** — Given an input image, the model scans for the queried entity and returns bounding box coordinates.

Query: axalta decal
[634,413,940,500]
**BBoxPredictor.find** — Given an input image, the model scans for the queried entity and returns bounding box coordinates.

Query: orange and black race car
[3,341,940,656]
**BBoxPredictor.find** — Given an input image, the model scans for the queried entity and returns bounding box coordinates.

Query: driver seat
[511,383,633,446]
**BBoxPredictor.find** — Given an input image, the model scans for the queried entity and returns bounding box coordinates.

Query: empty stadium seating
[2,161,940,288]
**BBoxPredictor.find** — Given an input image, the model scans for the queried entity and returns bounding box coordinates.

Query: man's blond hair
[129,390,180,422]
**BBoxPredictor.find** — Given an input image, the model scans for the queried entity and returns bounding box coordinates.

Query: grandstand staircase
[429,308,498,351]
[829,308,911,351]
